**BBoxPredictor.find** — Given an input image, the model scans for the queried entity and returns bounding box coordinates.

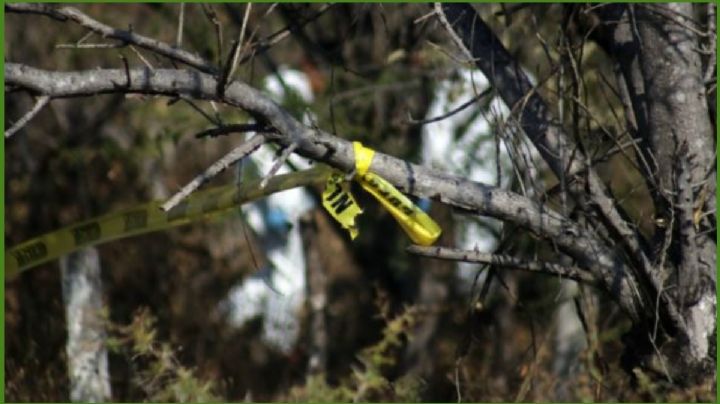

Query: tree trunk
[60,247,112,402]
[589,3,716,383]
[437,2,716,385]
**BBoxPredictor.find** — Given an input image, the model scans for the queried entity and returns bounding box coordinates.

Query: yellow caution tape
[320,142,442,246]
[6,165,331,281]
[8,143,441,281]
[322,171,362,239]
[353,142,442,246]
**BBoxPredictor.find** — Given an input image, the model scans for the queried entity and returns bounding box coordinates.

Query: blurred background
[5,3,704,402]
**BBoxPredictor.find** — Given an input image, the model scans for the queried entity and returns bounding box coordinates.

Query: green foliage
[288,374,354,403]
[287,306,424,403]
[108,308,221,403]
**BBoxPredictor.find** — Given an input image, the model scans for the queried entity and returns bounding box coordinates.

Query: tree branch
[195,123,276,139]
[435,2,652,312]
[5,62,644,321]
[260,141,299,189]
[5,95,51,138]
[407,245,596,284]
[5,3,218,74]
[161,134,267,211]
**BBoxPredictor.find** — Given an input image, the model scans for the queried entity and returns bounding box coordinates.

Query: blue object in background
[265,207,290,232]
[417,198,432,213]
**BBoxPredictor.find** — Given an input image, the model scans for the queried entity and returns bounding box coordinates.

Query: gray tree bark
[60,248,112,402]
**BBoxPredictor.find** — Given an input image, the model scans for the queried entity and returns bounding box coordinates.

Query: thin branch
[539,138,642,202]
[6,3,217,74]
[195,123,276,139]
[435,3,653,299]
[175,3,185,48]
[407,87,492,125]
[331,80,420,103]
[407,245,596,284]
[161,134,267,211]
[56,43,123,49]
[129,45,154,70]
[235,3,333,67]
[227,3,253,88]
[201,3,223,69]
[425,40,469,66]
[413,9,437,25]
[5,95,51,138]
[260,141,298,189]
[178,95,219,125]
[217,3,254,97]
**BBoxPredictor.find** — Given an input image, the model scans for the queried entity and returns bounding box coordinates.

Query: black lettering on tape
[331,193,354,214]
[124,210,148,231]
[12,241,48,267]
[72,222,101,246]
[364,175,415,215]
[326,183,343,202]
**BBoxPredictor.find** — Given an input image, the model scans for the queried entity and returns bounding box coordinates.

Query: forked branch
[5,62,643,321]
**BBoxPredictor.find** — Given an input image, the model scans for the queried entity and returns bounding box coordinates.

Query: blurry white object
[421,69,512,291]
[221,67,315,353]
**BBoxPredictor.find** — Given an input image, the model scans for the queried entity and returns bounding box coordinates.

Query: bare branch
[201,4,223,69]
[195,123,276,139]
[5,63,644,320]
[129,45,154,70]
[260,141,298,189]
[435,3,654,296]
[235,4,333,66]
[407,87,492,125]
[161,134,267,211]
[56,43,123,49]
[407,245,596,284]
[5,95,51,138]
[175,3,185,48]
[178,95,219,125]
[413,9,437,25]
[6,3,217,74]
[227,3,253,86]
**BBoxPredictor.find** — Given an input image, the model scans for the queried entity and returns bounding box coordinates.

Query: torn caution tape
[321,141,442,246]
[6,166,330,281]
[322,171,362,239]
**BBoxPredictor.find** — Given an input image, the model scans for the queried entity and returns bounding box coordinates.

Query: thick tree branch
[5,62,644,321]
[632,4,717,290]
[588,3,716,371]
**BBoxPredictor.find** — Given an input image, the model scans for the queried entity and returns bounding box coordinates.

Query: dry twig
[407,245,596,283]
[161,134,267,211]
[5,95,51,138]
